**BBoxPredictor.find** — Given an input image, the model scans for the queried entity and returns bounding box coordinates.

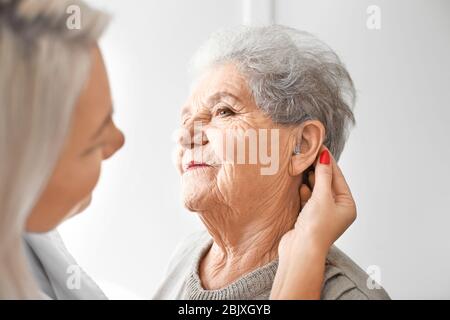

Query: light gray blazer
[23,230,107,300]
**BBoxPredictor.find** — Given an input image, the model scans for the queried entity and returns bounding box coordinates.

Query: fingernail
[319,150,330,165]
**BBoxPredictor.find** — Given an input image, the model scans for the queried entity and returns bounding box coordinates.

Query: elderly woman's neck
[197,191,300,290]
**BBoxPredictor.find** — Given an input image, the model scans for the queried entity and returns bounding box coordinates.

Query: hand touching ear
[292,146,357,252]
[271,146,357,299]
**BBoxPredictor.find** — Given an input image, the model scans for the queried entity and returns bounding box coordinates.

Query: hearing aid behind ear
[293,144,301,155]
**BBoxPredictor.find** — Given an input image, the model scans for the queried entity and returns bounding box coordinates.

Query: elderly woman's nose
[178,120,209,149]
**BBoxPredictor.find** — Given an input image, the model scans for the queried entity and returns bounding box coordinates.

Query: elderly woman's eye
[216,107,235,117]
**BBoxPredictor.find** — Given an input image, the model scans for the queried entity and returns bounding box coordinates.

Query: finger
[311,146,333,199]
[299,184,312,209]
[329,153,353,200]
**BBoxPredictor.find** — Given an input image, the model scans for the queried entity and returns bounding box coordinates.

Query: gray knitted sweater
[153,230,390,300]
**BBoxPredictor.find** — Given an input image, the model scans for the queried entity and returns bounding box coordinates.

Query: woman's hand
[288,146,357,254]
[270,146,357,299]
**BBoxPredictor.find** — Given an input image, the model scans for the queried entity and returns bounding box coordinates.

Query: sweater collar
[184,237,279,300]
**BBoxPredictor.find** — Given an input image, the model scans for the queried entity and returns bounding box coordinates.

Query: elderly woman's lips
[186,161,212,170]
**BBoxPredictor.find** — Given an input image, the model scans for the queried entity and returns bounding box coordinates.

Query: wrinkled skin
[177,63,325,289]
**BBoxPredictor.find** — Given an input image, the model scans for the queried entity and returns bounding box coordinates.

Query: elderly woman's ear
[289,120,326,177]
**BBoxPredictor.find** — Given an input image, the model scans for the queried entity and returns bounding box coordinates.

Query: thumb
[311,147,333,199]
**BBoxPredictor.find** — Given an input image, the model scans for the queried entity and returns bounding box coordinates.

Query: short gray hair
[190,25,356,160]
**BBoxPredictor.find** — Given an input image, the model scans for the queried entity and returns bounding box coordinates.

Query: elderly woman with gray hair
[155,25,390,300]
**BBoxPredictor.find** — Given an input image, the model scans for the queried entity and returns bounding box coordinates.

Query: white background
[59,0,450,299]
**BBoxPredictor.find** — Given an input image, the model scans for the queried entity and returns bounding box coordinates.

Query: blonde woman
[0,0,370,300]
[0,0,124,299]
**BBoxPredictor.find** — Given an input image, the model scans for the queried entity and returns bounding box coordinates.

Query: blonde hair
[0,0,108,298]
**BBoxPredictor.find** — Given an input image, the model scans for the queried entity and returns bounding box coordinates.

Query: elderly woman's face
[177,63,296,213]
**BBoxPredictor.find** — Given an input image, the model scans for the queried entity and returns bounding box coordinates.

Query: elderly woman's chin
[181,168,218,212]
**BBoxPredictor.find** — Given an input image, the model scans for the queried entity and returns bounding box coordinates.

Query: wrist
[273,241,327,300]
[281,232,329,261]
